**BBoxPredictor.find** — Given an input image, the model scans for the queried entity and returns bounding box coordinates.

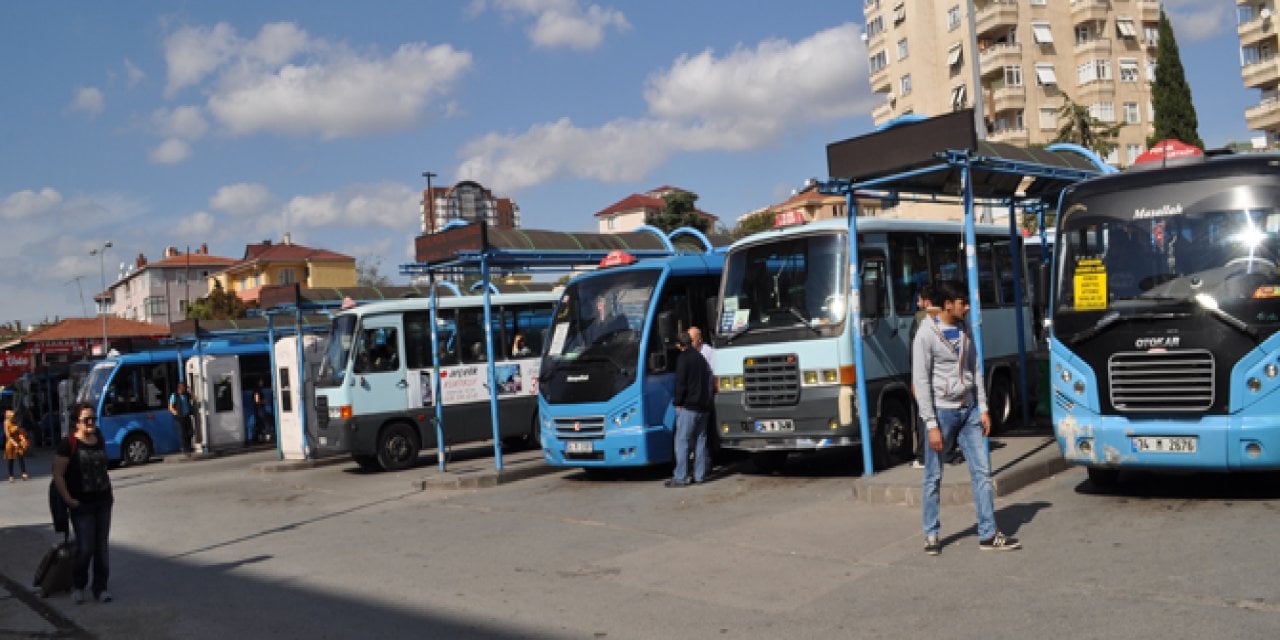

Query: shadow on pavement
[1073,470,1280,500]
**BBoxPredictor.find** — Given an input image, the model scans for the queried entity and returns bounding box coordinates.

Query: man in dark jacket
[667,331,712,487]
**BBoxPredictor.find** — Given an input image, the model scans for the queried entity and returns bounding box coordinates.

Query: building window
[1005,65,1023,87]
[1123,102,1140,124]
[146,296,166,316]
[1029,0,1046,5]
[1119,58,1139,82]
[900,73,912,96]
[279,268,296,285]
[870,50,888,72]
[867,15,884,38]
[947,5,961,31]
[1075,25,1093,45]
[1095,59,1112,81]
[1031,22,1054,44]
[1089,101,1115,123]
[1039,107,1057,130]
[1143,23,1159,45]
[951,84,967,110]
[897,37,909,60]
[947,43,963,67]
[1105,148,1120,165]
[1127,144,1143,165]
[1035,63,1057,85]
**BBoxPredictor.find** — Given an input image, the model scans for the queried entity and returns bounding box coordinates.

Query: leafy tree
[733,210,777,240]
[1052,94,1122,159]
[355,256,393,287]
[187,281,250,320]
[645,190,708,234]
[1149,8,1203,149]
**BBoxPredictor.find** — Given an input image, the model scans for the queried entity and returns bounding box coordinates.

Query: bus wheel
[752,451,788,474]
[376,424,419,471]
[352,454,380,471]
[1087,467,1120,489]
[873,398,913,470]
[122,433,153,466]
[987,374,1015,434]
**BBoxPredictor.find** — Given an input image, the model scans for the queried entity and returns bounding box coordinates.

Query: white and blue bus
[313,292,556,471]
[76,337,271,465]
[539,252,725,468]
[1049,153,1280,485]
[712,217,1035,471]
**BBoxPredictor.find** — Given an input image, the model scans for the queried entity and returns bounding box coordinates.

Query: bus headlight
[803,370,818,385]
[1060,369,1072,383]
[732,376,744,390]
[821,369,838,383]
[1265,364,1278,379]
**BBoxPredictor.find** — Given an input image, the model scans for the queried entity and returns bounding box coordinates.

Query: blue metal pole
[960,158,989,431]
[481,255,503,471]
[846,191,875,477]
[1008,201,1031,429]
[429,274,446,472]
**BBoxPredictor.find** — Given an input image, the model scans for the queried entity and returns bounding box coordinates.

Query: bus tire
[752,451,788,474]
[987,373,1014,435]
[872,397,913,470]
[352,454,380,471]
[376,423,420,471]
[1087,466,1120,489]
[122,433,153,466]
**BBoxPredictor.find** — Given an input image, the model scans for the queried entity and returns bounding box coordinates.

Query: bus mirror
[657,310,677,345]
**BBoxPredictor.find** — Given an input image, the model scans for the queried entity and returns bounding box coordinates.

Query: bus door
[854,249,896,380]
[349,314,407,423]
[190,355,246,449]
[102,361,179,456]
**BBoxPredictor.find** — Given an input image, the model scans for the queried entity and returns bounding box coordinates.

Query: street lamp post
[90,241,113,355]
[422,171,437,234]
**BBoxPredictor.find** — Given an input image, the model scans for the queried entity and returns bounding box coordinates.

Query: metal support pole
[846,191,875,477]
[267,314,281,459]
[960,159,989,443]
[1008,201,1032,429]
[429,273,447,471]
[482,254,503,472]
[296,303,310,461]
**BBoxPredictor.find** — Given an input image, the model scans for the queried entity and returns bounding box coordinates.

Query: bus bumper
[1054,412,1280,472]
[713,388,861,451]
[543,424,674,467]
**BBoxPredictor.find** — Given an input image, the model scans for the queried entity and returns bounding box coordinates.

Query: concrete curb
[412,456,565,490]
[253,453,352,473]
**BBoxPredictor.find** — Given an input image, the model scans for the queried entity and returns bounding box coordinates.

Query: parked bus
[712,218,1035,472]
[313,292,557,471]
[76,337,271,465]
[1049,153,1280,485]
[538,252,725,469]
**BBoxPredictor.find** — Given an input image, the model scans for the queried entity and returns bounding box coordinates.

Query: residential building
[103,245,237,326]
[863,0,1158,174]
[421,180,520,235]
[594,186,718,233]
[209,234,357,304]
[759,181,883,227]
[1239,1,1280,145]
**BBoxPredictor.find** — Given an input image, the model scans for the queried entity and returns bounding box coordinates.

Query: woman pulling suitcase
[52,402,115,604]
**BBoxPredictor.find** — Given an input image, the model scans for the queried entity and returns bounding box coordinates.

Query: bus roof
[97,337,270,365]
[1065,152,1280,201]
[334,290,561,318]
[726,217,1020,250]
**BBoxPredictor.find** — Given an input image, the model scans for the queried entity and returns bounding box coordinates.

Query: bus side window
[436,310,459,366]
[404,311,432,370]
[354,327,400,373]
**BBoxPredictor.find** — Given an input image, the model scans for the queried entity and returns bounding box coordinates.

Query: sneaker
[71,589,85,604]
[663,479,688,488]
[924,535,941,556]
[910,459,925,469]
[979,532,1022,551]
[96,591,113,603]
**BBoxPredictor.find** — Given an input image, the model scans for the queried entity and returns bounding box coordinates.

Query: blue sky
[0,0,1255,327]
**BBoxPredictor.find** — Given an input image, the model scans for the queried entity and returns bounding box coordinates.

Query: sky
[0,0,1257,328]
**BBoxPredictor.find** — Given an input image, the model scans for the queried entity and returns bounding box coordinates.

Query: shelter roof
[22,317,170,342]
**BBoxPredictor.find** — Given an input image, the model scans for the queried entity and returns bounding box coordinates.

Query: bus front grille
[554,416,605,438]
[744,354,800,408]
[1108,350,1215,412]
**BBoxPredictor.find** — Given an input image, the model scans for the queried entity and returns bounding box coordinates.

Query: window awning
[1116,18,1136,38]
[1032,22,1053,44]
[1035,64,1057,85]
[947,43,963,66]
[894,2,905,23]
[951,84,967,108]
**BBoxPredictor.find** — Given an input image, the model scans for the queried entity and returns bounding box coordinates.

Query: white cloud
[152,105,209,140]
[457,23,871,192]
[482,0,629,50]
[163,22,239,96]
[179,211,217,236]
[149,138,192,164]
[124,59,146,87]
[283,183,419,231]
[69,87,105,118]
[1,188,64,220]
[210,183,276,217]
[1162,0,1232,42]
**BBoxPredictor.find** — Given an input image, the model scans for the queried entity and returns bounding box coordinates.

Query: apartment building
[104,245,237,326]
[1239,1,1280,145]
[864,0,1159,168]
[421,179,520,235]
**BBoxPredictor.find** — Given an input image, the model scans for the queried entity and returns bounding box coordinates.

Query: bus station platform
[851,432,1070,507]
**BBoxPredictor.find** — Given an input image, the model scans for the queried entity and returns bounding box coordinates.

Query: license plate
[566,440,594,454]
[755,419,794,433]
[1131,436,1197,453]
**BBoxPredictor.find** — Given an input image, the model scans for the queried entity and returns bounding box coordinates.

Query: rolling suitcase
[33,534,73,598]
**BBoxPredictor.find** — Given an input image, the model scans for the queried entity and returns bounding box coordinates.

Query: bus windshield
[1055,187,1280,341]
[77,361,117,407]
[719,231,848,337]
[316,314,358,387]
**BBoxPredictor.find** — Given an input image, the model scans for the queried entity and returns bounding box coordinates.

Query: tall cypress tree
[1149,9,1204,149]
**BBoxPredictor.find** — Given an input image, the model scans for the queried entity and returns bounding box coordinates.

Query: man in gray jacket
[912,280,1020,555]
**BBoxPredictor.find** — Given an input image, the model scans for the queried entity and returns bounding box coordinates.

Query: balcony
[975,0,1018,36]
[1137,0,1160,22]
[1242,57,1280,89]
[980,43,1023,77]
[870,65,892,92]
[1238,14,1274,46]
[988,127,1030,145]
[1246,98,1280,132]
[1071,0,1111,24]
[1074,37,1112,58]
[990,85,1026,112]
[1077,78,1117,101]
[872,100,896,124]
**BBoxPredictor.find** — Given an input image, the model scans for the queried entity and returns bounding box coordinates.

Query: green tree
[1052,94,1122,159]
[355,256,393,287]
[645,190,708,234]
[1149,9,1203,149]
[187,281,250,320]
[733,210,777,240]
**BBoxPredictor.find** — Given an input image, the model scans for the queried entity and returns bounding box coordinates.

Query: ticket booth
[273,334,328,460]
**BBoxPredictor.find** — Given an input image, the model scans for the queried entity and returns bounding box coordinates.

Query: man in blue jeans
[666,331,711,487]
[911,280,1020,554]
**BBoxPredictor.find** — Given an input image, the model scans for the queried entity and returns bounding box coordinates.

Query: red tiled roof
[594,193,665,218]
[23,317,169,341]
[148,254,238,268]
[227,242,354,273]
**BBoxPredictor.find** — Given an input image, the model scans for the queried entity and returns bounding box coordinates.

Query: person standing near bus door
[252,379,273,444]
[913,280,1021,555]
[53,402,115,604]
[908,284,938,470]
[169,382,194,455]
[666,331,712,488]
[688,326,713,370]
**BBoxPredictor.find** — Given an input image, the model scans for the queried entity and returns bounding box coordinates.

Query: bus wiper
[782,306,822,335]
[1066,310,1190,346]
[1194,294,1259,340]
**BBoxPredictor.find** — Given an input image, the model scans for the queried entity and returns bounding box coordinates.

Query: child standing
[4,409,30,481]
